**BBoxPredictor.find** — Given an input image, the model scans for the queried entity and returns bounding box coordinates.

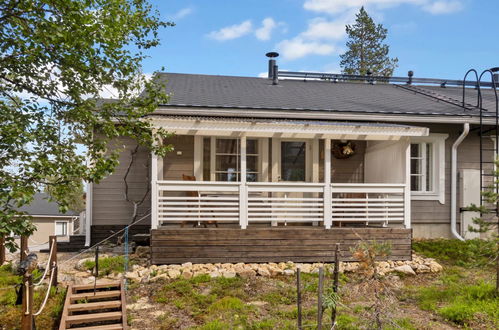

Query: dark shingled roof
[156,73,497,118]
[16,193,79,216]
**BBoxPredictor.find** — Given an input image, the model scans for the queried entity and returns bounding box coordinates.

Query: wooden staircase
[59,281,128,330]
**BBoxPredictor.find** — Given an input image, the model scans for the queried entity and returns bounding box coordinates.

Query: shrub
[82,256,131,276]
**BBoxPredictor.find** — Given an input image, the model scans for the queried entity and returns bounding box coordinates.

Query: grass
[82,255,132,276]
[0,262,66,330]
[413,238,496,267]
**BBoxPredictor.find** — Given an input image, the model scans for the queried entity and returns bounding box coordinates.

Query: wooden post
[20,235,28,263]
[331,243,341,327]
[296,268,302,330]
[0,236,5,265]
[21,273,33,330]
[317,267,324,330]
[49,235,58,287]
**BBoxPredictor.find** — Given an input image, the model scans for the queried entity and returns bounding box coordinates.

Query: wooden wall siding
[91,225,150,245]
[407,124,494,230]
[319,140,366,183]
[92,137,151,226]
[163,135,195,180]
[151,227,412,264]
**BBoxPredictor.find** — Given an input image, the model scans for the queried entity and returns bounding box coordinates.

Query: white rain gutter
[451,123,469,241]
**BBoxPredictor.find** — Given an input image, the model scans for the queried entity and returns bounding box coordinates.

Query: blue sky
[140,0,499,81]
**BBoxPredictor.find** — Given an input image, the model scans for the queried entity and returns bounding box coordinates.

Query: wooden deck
[150,227,412,264]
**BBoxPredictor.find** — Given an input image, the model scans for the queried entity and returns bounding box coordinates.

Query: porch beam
[404,139,412,229]
[324,139,332,229]
[193,136,203,180]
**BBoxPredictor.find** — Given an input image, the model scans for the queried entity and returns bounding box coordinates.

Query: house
[16,193,80,250]
[83,55,498,264]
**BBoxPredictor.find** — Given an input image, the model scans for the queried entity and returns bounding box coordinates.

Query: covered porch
[149,117,427,263]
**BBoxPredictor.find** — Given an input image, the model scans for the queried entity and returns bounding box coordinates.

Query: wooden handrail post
[317,267,324,330]
[20,235,28,263]
[331,243,341,327]
[296,268,302,330]
[21,273,33,330]
[49,235,58,287]
[0,236,5,265]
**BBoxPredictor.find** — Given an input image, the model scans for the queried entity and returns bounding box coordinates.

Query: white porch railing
[154,181,408,229]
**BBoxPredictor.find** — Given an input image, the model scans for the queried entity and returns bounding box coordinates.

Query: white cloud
[208,20,253,41]
[300,17,350,41]
[172,7,194,20]
[277,37,337,60]
[303,0,463,15]
[257,72,268,78]
[422,0,463,14]
[255,18,278,41]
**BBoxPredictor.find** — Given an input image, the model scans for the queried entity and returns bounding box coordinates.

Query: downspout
[451,123,469,241]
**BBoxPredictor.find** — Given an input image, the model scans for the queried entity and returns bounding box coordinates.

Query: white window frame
[54,221,69,236]
[410,134,448,204]
[209,137,260,182]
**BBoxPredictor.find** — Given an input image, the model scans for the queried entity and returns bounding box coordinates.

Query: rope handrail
[33,238,56,286]
[33,266,56,316]
[59,212,151,267]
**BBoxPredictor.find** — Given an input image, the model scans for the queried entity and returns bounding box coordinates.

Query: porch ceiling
[151,116,429,140]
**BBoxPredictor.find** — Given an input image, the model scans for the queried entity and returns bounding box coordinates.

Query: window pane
[56,222,67,236]
[246,173,257,182]
[247,140,258,155]
[411,175,421,191]
[247,155,258,173]
[216,172,239,182]
[216,139,238,154]
[411,158,421,175]
[216,155,239,172]
[281,142,306,181]
[426,143,433,191]
[411,144,421,158]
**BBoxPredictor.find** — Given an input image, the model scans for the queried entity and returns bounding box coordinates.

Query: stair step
[67,324,123,330]
[70,290,121,303]
[73,282,121,292]
[68,300,121,313]
[66,311,122,326]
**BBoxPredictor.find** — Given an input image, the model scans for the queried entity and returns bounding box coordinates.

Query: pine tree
[340,7,398,77]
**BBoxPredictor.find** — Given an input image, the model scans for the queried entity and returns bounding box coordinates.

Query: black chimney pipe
[266,52,279,79]
[407,70,414,85]
[273,65,279,85]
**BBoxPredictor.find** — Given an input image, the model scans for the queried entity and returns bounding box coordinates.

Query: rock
[150,273,168,282]
[126,271,142,282]
[268,267,283,276]
[257,268,271,277]
[181,262,193,268]
[73,271,91,278]
[428,261,443,273]
[209,271,220,278]
[238,269,256,279]
[75,258,94,271]
[415,264,431,274]
[283,269,295,276]
[167,269,181,279]
[248,301,268,307]
[222,271,236,278]
[299,264,312,273]
[393,265,416,276]
[182,270,193,279]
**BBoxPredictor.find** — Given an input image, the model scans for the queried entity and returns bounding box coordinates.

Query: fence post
[21,273,33,330]
[0,236,5,265]
[331,243,341,327]
[20,235,28,263]
[317,267,324,330]
[49,235,58,287]
[296,268,302,330]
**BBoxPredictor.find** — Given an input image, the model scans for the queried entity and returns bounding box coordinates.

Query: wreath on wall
[332,141,356,159]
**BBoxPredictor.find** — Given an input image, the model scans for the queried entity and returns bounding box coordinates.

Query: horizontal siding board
[151,227,411,264]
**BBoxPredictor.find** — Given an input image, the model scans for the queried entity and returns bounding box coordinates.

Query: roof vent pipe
[266,52,279,79]
[407,70,414,85]
[493,73,499,85]
[273,65,279,85]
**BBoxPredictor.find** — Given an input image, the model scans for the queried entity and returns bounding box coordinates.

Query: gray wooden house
[81,57,498,264]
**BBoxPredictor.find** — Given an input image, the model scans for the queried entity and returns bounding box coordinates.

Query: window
[281,141,306,181]
[213,138,259,182]
[410,134,448,204]
[55,221,68,236]
[410,143,433,192]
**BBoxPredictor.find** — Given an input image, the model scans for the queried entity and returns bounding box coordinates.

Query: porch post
[404,139,412,229]
[323,139,332,229]
[151,150,159,230]
[239,135,248,229]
